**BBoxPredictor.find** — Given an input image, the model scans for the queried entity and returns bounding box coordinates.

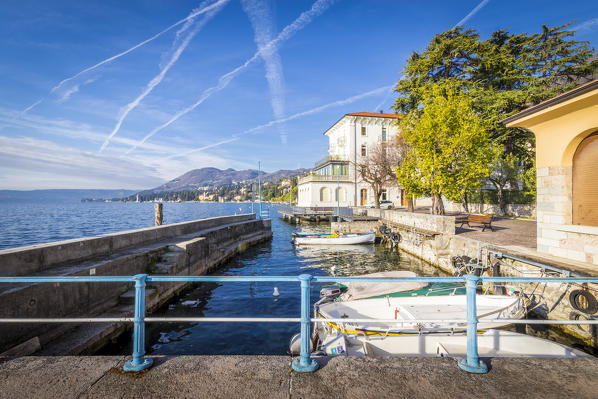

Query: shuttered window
[573,132,598,226]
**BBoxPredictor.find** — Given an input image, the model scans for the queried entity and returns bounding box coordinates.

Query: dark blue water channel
[138,208,446,356]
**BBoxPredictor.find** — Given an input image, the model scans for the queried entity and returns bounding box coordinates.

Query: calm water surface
[1,199,588,355]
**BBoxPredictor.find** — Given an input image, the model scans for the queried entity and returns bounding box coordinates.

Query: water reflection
[112,217,451,355]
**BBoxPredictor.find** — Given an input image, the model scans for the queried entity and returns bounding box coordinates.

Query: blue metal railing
[1,274,598,374]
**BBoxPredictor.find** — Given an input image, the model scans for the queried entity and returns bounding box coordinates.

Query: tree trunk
[431,193,445,215]
[407,194,414,213]
[497,187,506,216]
[462,193,469,213]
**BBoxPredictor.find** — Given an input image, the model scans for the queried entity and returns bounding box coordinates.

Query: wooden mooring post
[154,203,163,226]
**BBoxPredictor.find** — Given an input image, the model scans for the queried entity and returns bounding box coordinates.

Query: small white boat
[332,270,465,301]
[316,294,525,335]
[317,330,589,358]
[292,232,376,245]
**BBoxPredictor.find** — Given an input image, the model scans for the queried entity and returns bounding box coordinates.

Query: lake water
[0,198,589,355]
[0,197,445,355]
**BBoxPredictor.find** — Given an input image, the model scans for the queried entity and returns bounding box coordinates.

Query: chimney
[379,109,384,114]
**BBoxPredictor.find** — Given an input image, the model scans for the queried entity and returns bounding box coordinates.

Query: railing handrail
[1,274,598,374]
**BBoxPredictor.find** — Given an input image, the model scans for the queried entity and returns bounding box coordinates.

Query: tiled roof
[346,112,400,118]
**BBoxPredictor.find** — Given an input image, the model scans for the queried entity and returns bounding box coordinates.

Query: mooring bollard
[458,274,488,373]
[292,274,318,372]
[154,203,163,226]
[123,274,153,372]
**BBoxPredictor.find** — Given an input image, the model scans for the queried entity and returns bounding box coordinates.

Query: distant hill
[138,167,308,195]
[0,189,137,203]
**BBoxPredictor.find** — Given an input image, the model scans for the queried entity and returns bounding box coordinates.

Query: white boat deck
[319,295,523,332]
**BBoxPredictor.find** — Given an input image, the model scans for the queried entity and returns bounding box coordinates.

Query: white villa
[297,112,405,208]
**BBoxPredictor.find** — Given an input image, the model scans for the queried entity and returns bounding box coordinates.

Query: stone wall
[0,214,255,277]
[450,203,536,218]
[366,209,455,235]
[536,165,598,265]
[368,209,598,348]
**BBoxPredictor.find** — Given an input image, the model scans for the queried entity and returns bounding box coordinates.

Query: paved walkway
[455,216,537,250]
[1,355,597,399]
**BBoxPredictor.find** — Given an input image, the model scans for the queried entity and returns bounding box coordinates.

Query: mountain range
[138,167,308,195]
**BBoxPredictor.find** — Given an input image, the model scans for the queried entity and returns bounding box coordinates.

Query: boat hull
[317,294,525,335]
[318,330,589,358]
[293,232,376,245]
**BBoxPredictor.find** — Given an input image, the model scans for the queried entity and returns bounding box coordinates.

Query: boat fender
[569,311,596,334]
[289,332,317,355]
[569,290,598,314]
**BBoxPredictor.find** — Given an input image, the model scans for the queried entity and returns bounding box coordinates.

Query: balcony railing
[298,174,353,184]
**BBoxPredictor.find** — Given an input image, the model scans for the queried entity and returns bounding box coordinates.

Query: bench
[458,214,494,232]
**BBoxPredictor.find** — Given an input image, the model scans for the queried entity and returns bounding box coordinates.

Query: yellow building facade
[504,80,598,265]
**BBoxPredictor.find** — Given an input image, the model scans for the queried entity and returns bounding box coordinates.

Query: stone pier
[0,214,272,356]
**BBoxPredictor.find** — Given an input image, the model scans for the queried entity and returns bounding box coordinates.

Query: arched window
[319,187,330,202]
[573,131,598,226]
[335,187,346,202]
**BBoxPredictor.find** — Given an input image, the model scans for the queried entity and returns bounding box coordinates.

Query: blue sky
[1,0,597,190]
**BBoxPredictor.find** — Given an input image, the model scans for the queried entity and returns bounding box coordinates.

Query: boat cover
[340,271,429,301]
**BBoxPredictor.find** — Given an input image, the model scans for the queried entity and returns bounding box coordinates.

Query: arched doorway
[573,131,598,226]
[319,187,330,202]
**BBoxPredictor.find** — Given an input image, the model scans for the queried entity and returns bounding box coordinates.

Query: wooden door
[573,132,598,226]
[401,189,408,207]
[360,189,367,206]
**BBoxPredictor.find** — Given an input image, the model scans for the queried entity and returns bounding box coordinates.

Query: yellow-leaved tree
[396,82,498,215]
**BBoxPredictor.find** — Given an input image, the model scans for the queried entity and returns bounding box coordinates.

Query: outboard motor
[320,285,341,300]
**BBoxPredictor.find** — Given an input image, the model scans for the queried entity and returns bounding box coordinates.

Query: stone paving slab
[455,216,537,249]
[1,355,598,399]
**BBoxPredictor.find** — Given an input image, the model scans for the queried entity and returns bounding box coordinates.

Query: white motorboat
[316,294,526,335]
[292,232,376,245]
[329,270,464,301]
[316,330,589,358]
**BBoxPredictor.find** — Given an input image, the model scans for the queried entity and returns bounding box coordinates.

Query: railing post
[458,274,488,374]
[123,274,153,372]
[292,274,318,372]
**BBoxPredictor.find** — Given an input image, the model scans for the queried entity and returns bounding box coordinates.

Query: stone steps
[118,288,158,305]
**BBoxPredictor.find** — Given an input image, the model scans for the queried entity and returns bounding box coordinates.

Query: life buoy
[391,233,401,244]
[569,290,598,314]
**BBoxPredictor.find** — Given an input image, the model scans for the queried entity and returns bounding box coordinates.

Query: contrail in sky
[125,0,338,154]
[22,0,227,113]
[162,85,392,160]
[453,0,490,29]
[99,0,229,152]
[242,0,288,145]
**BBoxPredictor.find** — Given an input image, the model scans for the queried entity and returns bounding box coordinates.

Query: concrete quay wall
[0,214,255,277]
[2,355,598,399]
[0,215,272,354]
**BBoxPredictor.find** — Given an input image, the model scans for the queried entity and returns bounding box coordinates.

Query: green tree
[396,83,497,215]
[394,23,596,177]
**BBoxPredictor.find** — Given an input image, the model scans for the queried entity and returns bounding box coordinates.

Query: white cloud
[453,0,490,29]
[99,0,230,152]
[571,18,598,34]
[126,0,338,154]
[23,0,229,113]
[242,0,288,145]
[164,84,393,160]
[0,134,254,190]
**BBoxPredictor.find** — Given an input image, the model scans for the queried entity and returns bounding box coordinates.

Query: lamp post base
[123,357,153,372]
[292,358,319,372]
[458,358,488,374]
